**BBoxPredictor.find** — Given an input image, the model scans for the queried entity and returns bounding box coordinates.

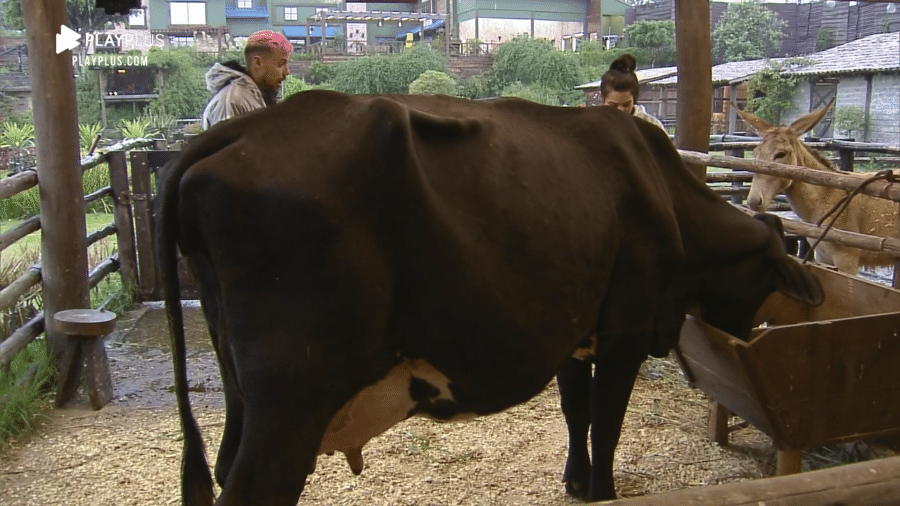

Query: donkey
[737,99,897,274]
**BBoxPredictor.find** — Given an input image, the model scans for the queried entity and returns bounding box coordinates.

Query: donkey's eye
[773,151,788,160]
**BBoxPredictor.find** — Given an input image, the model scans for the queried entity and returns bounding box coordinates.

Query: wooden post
[707,400,730,446]
[675,0,712,180]
[776,449,803,476]
[129,151,158,300]
[107,151,138,290]
[838,146,855,172]
[22,0,91,407]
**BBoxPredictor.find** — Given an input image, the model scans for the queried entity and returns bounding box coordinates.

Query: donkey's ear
[732,101,772,134]
[789,98,835,136]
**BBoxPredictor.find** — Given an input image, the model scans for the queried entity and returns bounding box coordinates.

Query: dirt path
[0,304,890,505]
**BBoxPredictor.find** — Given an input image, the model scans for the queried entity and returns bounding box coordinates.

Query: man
[202,30,291,129]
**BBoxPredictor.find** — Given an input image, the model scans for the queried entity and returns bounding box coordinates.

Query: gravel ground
[0,304,893,505]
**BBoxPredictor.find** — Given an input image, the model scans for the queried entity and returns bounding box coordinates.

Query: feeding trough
[674,263,900,475]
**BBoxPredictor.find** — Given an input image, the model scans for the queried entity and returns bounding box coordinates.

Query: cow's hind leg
[558,357,592,499]
[214,368,243,487]
[588,341,644,501]
[216,403,321,506]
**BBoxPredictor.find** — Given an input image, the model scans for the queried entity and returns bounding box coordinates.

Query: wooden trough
[674,263,900,476]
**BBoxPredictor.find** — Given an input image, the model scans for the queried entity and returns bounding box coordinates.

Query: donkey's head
[736,99,835,211]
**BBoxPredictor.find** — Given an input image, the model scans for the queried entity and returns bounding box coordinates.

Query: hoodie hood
[205,61,252,94]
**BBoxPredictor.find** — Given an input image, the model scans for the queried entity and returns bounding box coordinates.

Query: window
[170,2,207,25]
[285,6,298,21]
[237,0,252,8]
[127,8,146,26]
[169,36,194,47]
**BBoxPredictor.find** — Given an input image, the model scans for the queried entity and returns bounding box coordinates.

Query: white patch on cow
[571,334,597,361]
[317,358,472,473]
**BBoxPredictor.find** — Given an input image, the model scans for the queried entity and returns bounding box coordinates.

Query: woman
[599,54,666,132]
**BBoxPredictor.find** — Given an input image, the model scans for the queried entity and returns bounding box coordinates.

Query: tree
[329,45,447,94]
[623,20,676,67]
[746,61,797,125]
[409,70,458,96]
[2,0,123,39]
[492,36,581,93]
[712,1,785,63]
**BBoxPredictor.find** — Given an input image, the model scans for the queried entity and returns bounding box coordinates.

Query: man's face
[251,49,290,92]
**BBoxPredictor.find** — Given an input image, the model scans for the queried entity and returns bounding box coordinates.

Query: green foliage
[329,45,447,94]
[816,28,834,51]
[500,82,563,106]
[0,340,54,450]
[712,1,786,63]
[0,121,34,148]
[78,122,103,154]
[145,47,208,119]
[458,71,501,99]
[833,106,865,139]
[118,117,152,139]
[281,75,310,99]
[308,61,336,85]
[75,73,101,125]
[409,70,458,96]
[624,20,676,67]
[746,61,797,125]
[491,36,581,93]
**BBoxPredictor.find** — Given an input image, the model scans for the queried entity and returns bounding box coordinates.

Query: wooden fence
[0,138,154,373]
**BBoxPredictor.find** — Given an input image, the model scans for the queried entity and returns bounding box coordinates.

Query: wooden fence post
[107,151,138,290]
[838,146,855,172]
[129,151,158,300]
[22,0,91,407]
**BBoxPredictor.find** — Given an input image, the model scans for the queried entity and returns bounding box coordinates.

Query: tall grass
[0,340,54,449]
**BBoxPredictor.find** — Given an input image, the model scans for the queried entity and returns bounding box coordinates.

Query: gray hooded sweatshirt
[202,62,266,130]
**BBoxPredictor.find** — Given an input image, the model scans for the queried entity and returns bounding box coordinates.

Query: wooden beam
[674,0,712,180]
[22,0,91,407]
[595,456,900,506]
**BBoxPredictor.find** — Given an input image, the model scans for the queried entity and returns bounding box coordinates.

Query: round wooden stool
[54,309,117,410]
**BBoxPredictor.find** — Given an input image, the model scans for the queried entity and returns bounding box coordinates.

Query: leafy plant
[143,111,176,140]
[712,1,786,63]
[746,61,797,125]
[281,75,310,99]
[623,20,676,67]
[409,70,458,96]
[78,122,103,154]
[833,106,865,139]
[816,28,834,51]
[118,117,152,139]
[0,121,34,149]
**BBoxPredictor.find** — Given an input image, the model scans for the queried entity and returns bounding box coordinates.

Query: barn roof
[576,32,900,91]
[780,32,900,77]
[575,66,677,90]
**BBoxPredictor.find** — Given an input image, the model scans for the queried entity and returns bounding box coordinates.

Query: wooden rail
[0,139,153,375]
[596,455,900,506]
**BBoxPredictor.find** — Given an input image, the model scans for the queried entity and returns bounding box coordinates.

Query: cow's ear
[774,258,824,306]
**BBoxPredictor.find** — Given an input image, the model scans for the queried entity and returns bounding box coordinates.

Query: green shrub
[79,122,103,155]
[833,105,865,139]
[409,70,458,96]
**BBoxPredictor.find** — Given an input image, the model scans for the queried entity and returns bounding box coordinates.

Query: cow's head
[650,213,824,356]
[735,99,835,212]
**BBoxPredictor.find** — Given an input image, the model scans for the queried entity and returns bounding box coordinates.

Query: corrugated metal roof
[649,58,786,86]
[575,66,677,90]
[783,32,900,77]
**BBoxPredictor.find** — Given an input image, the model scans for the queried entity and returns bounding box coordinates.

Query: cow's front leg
[557,357,592,499]
[587,340,644,501]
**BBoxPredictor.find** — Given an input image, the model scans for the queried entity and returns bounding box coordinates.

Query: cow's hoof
[563,479,588,501]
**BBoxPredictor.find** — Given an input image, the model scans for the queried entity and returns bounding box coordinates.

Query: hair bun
[609,54,637,74]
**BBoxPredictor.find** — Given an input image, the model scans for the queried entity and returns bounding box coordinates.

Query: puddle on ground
[100,302,224,410]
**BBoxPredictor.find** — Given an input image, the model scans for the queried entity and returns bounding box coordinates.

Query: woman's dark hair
[600,54,640,102]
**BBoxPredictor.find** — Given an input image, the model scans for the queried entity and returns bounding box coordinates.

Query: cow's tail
[157,124,247,506]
